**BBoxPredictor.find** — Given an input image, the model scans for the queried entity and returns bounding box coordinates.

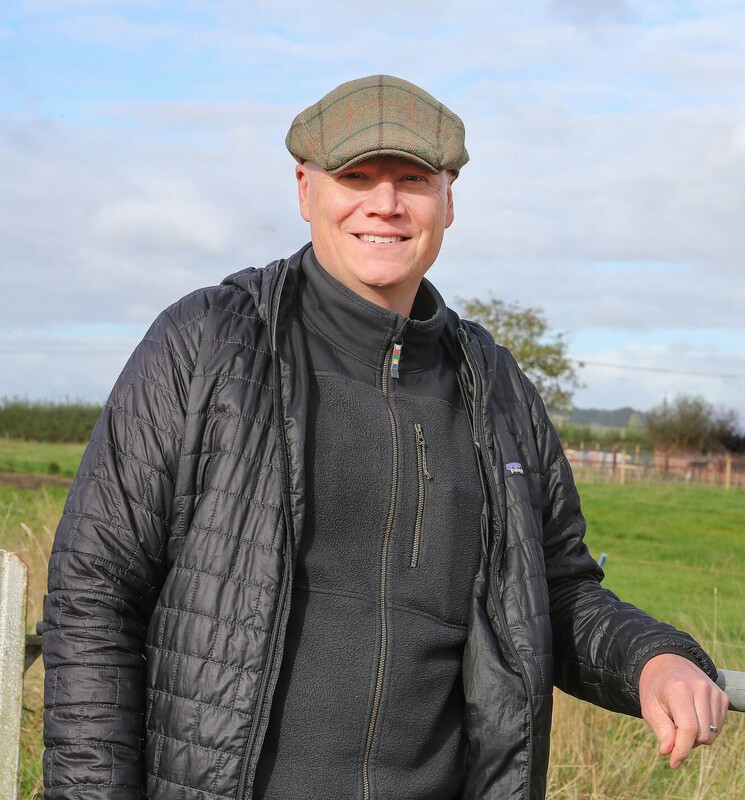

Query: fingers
[666,680,729,767]
[667,715,700,769]
[646,697,721,769]
[642,699,691,766]
[639,653,729,769]
[705,685,730,743]
[644,704,676,756]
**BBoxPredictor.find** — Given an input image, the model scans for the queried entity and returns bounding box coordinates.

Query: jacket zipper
[361,340,400,800]
[410,422,432,568]
[457,326,535,798]
[238,261,294,800]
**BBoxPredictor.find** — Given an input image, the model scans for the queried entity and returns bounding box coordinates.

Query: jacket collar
[298,246,448,373]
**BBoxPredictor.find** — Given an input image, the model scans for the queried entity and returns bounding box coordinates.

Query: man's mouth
[356,234,407,243]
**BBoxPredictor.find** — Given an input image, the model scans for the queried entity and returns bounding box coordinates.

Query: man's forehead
[286,75,468,176]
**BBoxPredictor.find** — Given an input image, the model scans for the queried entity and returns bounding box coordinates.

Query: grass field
[579,482,745,662]
[1,442,743,798]
[0,438,86,478]
[551,481,745,798]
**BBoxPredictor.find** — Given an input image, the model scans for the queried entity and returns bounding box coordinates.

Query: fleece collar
[298,247,448,374]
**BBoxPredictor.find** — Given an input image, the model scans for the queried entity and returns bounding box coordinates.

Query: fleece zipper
[361,339,402,800]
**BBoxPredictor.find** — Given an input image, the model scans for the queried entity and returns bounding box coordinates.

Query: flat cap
[286,74,469,175]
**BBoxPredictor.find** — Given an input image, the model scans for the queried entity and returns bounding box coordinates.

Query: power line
[578,360,745,380]
[1,349,743,381]
[0,349,132,355]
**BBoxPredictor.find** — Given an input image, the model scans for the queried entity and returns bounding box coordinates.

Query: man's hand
[639,653,729,769]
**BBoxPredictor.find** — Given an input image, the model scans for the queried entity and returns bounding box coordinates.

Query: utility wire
[577,360,745,380]
[0,349,133,355]
[1,349,744,381]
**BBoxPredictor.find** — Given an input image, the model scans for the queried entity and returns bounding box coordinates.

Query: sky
[1,0,744,424]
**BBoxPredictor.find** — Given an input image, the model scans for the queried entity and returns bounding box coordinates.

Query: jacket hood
[220,242,314,329]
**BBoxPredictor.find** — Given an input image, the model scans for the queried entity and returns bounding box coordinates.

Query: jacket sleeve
[42,305,197,799]
[526,379,717,716]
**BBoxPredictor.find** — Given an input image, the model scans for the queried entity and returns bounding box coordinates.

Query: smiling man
[43,75,727,800]
[295,156,454,315]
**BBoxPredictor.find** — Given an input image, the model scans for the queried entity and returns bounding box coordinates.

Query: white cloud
[1,1,744,412]
[572,340,745,421]
[550,0,634,25]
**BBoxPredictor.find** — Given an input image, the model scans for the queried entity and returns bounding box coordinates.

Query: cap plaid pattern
[285,74,469,174]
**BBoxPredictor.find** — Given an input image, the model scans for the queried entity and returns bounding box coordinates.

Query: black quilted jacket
[43,244,716,800]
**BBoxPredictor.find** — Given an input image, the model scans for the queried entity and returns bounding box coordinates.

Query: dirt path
[0,472,73,490]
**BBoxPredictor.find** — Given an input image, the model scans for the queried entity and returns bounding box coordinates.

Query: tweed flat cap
[286,74,469,174]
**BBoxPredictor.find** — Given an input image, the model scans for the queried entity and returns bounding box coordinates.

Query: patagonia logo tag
[505,461,524,476]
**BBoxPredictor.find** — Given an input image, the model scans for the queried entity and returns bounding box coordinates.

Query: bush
[0,398,102,443]
[646,395,742,454]
[554,420,648,450]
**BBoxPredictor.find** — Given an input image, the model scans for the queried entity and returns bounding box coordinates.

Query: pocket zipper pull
[414,422,433,480]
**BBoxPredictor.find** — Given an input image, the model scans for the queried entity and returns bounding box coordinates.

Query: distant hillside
[562,406,646,429]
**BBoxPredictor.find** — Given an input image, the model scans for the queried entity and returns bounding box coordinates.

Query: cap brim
[326,149,442,174]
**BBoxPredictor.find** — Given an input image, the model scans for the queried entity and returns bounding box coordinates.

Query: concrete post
[0,550,27,800]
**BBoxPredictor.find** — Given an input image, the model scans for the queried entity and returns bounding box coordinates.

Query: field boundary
[567,447,744,489]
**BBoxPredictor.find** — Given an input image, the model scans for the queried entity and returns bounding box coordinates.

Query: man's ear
[444,173,455,229]
[296,164,311,222]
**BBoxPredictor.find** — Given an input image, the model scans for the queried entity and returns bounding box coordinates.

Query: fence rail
[717,670,745,712]
[1,548,744,798]
[565,447,745,489]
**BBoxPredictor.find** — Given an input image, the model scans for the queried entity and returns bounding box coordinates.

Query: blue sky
[1,0,744,421]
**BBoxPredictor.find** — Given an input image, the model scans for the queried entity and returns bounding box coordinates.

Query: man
[43,75,728,800]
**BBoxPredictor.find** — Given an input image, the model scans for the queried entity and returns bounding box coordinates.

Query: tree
[645,394,742,453]
[458,296,582,414]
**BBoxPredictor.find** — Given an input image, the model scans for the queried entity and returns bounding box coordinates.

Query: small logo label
[505,461,524,475]
[390,342,402,379]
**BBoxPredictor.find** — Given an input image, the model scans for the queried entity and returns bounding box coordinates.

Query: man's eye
[402,174,425,182]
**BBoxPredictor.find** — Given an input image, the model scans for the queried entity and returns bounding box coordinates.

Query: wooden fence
[0,551,41,800]
[564,447,745,489]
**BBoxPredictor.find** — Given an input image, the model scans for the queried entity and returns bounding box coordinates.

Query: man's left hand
[639,653,729,769]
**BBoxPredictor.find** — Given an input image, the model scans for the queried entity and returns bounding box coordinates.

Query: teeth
[358,234,404,243]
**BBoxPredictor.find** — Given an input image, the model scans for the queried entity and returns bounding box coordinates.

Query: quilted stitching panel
[143,288,288,795]
[43,272,288,799]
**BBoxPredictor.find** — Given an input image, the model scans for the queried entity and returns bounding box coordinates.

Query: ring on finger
[709,724,719,733]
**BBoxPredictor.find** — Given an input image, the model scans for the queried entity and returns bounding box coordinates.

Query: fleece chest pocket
[396,407,484,626]
[410,422,433,568]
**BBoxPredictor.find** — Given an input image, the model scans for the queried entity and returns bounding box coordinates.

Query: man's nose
[362,179,403,217]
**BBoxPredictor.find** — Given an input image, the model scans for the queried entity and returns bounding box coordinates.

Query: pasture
[1,441,742,798]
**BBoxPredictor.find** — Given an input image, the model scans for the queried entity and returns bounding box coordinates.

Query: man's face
[296,155,455,315]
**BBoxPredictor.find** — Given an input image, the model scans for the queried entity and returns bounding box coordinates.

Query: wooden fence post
[0,550,28,800]
[725,454,732,491]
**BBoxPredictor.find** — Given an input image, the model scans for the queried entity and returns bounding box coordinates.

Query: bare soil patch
[0,472,73,490]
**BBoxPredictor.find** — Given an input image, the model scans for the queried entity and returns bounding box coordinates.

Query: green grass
[0,439,86,478]
[579,482,745,667]
[0,485,70,549]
